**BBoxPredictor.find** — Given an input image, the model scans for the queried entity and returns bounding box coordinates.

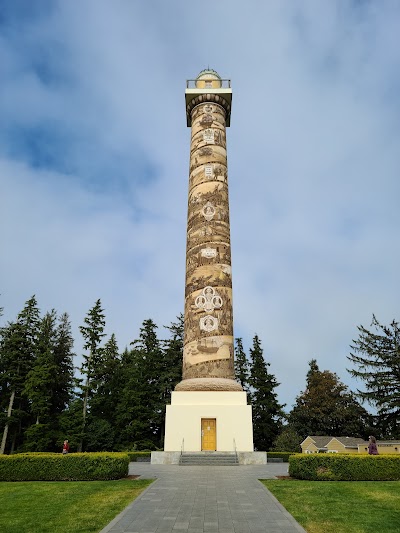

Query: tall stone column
[176,70,242,392]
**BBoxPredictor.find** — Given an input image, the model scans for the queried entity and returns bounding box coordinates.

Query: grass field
[262,479,400,533]
[0,479,152,533]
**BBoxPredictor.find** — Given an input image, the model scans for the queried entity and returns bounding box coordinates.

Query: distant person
[368,436,379,455]
[62,440,70,454]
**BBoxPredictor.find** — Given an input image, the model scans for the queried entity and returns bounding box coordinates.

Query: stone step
[179,453,238,466]
[180,461,238,465]
[180,457,237,462]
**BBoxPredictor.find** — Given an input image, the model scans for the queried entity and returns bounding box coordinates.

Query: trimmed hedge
[127,451,151,462]
[289,454,400,481]
[12,451,58,455]
[267,452,294,462]
[0,452,129,481]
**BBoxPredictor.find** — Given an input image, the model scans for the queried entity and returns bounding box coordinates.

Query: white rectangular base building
[164,391,253,452]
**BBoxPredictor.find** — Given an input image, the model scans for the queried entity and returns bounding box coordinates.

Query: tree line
[1,297,399,453]
[0,297,182,454]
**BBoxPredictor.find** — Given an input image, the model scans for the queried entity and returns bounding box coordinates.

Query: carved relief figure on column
[176,69,242,392]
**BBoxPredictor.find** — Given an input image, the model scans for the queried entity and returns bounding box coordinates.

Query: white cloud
[1,1,400,411]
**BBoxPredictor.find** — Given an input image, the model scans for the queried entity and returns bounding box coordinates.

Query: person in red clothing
[368,435,379,455]
[62,439,70,454]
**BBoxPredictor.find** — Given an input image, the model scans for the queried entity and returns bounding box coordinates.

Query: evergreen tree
[114,347,141,449]
[161,315,183,404]
[234,338,250,391]
[53,313,75,415]
[24,311,58,425]
[158,315,183,446]
[78,299,106,452]
[0,296,40,454]
[348,315,400,438]
[23,311,75,451]
[85,333,120,451]
[270,427,302,452]
[115,319,171,450]
[0,322,20,454]
[58,397,84,452]
[289,359,370,438]
[22,311,58,451]
[89,333,120,421]
[115,350,154,449]
[249,335,285,451]
[131,319,164,448]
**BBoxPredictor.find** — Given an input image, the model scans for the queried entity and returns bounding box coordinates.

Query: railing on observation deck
[186,79,231,89]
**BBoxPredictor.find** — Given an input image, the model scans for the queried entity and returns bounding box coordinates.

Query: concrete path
[100,463,306,533]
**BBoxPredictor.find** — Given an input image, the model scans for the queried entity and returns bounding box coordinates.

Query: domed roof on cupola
[196,68,221,80]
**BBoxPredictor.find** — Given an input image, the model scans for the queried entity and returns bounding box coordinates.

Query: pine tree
[24,311,58,425]
[161,315,183,404]
[89,333,120,421]
[0,322,20,454]
[249,335,285,451]
[132,319,164,448]
[78,299,106,452]
[234,338,250,391]
[289,359,370,438]
[23,311,75,451]
[116,319,171,449]
[22,311,58,451]
[348,315,400,438]
[85,333,120,451]
[158,315,184,447]
[0,296,40,454]
[58,397,84,452]
[114,347,141,449]
[53,313,75,418]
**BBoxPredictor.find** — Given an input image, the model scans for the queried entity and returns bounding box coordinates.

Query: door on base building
[201,418,216,451]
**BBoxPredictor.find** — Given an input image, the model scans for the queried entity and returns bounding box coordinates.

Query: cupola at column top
[195,69,222,89]
[185,69,232,127]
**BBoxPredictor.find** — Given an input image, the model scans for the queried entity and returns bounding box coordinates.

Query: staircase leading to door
[179,452,238,466]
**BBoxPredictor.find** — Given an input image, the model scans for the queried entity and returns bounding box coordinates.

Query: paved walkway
[100,463,306,533]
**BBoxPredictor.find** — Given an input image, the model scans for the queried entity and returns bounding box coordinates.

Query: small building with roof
[301,435,400,454]
[301,436,335,453]
[325,437,366,453]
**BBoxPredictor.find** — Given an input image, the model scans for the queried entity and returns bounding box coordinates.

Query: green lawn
[0,479,153,533]
[261,479,400,533]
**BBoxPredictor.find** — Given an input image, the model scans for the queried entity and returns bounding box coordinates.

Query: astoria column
[176,69,242,393]
[160,70,254,456]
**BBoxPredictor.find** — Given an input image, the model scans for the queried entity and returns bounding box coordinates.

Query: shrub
[0,452,129,481]
[127,451,151,462]
[132,440,158,451]
[12,452,58,455]
[289,454,400,481]
[267,452,294,462]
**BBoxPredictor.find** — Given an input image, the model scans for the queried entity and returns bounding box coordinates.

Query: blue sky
[1,0,400,411]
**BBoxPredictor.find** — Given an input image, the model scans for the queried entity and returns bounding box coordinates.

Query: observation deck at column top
[185,68,232,126]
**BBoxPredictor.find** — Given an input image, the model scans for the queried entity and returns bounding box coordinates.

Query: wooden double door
[201,418,216,451]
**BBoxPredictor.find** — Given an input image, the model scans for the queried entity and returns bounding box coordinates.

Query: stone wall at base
[150,451,267,465]
[151,451,181,465]
[237,452,267,465]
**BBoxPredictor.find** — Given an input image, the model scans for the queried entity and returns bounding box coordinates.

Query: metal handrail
[233,438,238,464]
[186,79,231,89]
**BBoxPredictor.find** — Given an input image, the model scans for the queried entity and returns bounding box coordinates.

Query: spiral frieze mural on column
[176,95,241,392]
